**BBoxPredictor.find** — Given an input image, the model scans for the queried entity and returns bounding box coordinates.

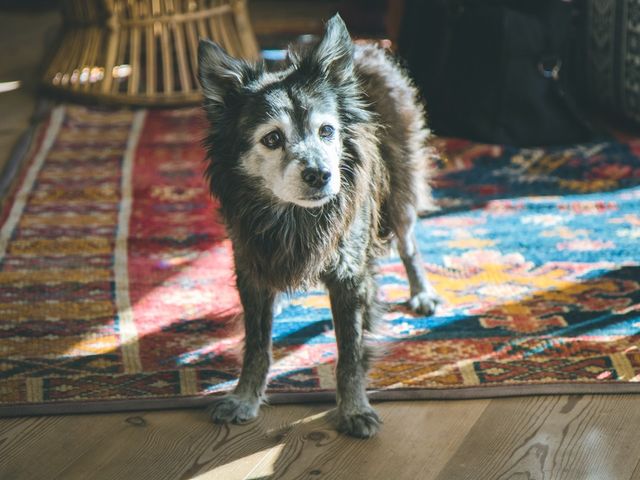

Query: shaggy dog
[198,14,439,438]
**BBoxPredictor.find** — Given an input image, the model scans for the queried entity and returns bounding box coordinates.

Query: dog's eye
[261,130,283,149]
[319,125,335,139]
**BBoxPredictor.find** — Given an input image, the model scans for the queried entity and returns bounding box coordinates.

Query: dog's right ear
[198,39,245,104]
[311,14,354,83]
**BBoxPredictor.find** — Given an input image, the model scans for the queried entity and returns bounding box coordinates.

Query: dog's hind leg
[208,272,275,425]
[394,205,441,315]
[325,271,382,438]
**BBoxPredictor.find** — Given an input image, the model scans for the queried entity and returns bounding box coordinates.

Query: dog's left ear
[198,39,246,104]
[311,14,354,83]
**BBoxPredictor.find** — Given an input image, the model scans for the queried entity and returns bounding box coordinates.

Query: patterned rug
[1,105,639,415]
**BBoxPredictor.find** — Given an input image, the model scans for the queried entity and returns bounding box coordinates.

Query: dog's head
[198,14,366,208]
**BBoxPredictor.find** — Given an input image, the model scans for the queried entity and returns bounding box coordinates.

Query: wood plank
[0,400,488,480]
[0,10,60,175]
[5,405,316,480]
[0,414,132,480]
[434,395,640,480]
[249,399,490,479]
[2,395,640,480]
[630,458,640,480]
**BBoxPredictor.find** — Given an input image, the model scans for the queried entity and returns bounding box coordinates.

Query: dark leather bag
[399,0,595,147]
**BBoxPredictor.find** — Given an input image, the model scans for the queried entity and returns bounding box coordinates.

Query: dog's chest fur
[226,125,387,291]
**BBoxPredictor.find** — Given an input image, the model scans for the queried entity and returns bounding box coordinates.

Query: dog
[198,13,440,438]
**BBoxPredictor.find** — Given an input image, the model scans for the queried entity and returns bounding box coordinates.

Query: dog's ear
[311,14,354,82]
[198,39,245,104]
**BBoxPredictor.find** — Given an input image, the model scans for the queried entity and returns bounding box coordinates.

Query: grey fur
[198,14,440,438]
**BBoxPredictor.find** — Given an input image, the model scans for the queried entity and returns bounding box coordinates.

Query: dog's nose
[301,168,331,188]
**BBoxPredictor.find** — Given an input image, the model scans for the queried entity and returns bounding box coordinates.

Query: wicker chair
[43,0,259,106]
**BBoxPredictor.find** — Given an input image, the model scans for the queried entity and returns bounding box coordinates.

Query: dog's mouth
[306,193,330,201]
[294,192,334,208]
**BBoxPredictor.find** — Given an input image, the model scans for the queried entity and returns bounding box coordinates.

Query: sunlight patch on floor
[189,444,285,480]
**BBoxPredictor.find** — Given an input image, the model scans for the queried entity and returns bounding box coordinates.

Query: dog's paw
[208,394,260,424]
[337,407,382,439]
[408,290,442,316]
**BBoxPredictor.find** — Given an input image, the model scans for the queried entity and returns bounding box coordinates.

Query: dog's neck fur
[218,123,387,292]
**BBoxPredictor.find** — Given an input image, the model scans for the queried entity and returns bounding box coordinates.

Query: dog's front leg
[326,275,381,438]
[209,272,275,424]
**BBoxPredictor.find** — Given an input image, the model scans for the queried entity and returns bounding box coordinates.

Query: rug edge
[3,382,640,417]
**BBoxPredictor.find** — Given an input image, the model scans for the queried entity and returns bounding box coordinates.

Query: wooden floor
[2,395,640,479]
[1,6,640,480]
[0,8,60,175]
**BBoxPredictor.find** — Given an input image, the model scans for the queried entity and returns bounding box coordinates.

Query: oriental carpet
[1,105,639,415]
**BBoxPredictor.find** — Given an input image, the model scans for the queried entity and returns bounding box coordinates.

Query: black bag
[399,0,595,147]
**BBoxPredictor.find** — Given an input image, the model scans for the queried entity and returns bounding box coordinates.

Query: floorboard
[0,9,60,175]
[2,396,638,480]
[435,395,640,480]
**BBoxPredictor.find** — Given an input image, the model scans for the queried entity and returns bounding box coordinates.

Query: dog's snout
[302,167,331,188]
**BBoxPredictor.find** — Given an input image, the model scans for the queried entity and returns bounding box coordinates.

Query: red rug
[1,105,639,415]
